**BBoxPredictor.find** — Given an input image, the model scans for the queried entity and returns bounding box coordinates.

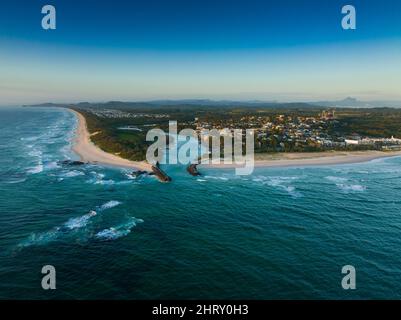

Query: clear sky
[0,0,400,105]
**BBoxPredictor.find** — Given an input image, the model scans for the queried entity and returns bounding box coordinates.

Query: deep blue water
[1,107,401,299]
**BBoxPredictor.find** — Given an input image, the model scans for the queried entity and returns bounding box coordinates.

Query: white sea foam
[25,145,44,174]
[61,170,85,178]
[337,184,366,192]
[4,178,27,184]
[95,217,143,241]
[87,172,107,184]
[325,176,348,183]
[95,179,115,185]
[17,200,121,248]
[273,184,302,198]
[115,181,132,185]
[89,172,132,185]
[125,173,136,180]
[20,136,39,142]
[204,175,229,181]
[325,176,365,192]
[27,164,44,174]
[44,161,60,170]
[63,201,122,231]
[18,228,61,248]
[99,200,122,211]
[95,173,105,179]
[65,210,97,230]
[28,149,42,158]
[252,176,302,198]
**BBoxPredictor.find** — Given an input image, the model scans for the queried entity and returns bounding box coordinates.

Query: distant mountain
[25,98,401,109]
[23,102,62,108]
[146,99,279,106]
[310,97,401,108]
[25,100,317,110]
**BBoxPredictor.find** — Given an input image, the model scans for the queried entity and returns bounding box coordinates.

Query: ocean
[1,107,401,299]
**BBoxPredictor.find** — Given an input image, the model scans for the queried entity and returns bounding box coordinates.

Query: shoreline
[69,109,153,172]
[201,150,401,169]
[67,108,401,172]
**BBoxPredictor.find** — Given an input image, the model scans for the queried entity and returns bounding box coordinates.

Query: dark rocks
[131,170,149,178]
[187,164,201,176]
[58,160,86,166]
[151,165,172,182]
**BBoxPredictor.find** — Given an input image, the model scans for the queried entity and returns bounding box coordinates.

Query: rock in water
[131,170,148,177]
[58,160,86,166]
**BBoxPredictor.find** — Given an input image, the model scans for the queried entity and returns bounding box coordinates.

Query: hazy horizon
[3,97,401,109]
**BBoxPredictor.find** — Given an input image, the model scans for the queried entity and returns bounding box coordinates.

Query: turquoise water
[1,107,401,299]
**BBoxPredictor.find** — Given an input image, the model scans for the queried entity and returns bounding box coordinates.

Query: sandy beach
[70,109,153,172]
[201,150,401,169]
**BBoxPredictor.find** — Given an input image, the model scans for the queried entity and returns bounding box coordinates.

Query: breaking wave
[325,176,366,192]
[99,200,122,211]
[252,176,302,198]
[17,201,123,248]
[204,175,229,181]
[28,149,42,158]
[27,164,44,174]
[60,170,85,178]
[86,172,111,184]
[3,178,27,184]
[337,184,366,192]
[325,176,348,183]
[64,211,97,230]
[95,217,144,241]
[18,228,61,248]
[44,161,60,170]
[20,136,40,142]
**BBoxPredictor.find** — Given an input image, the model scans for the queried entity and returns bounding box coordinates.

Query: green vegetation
[330,108,401,138]
[73,105,401,161]
[79,110,151,161]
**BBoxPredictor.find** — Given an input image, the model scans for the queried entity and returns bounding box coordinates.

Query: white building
[345,139,359,145]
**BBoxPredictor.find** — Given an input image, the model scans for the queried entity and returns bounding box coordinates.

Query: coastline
[67,108,401,172]
[69,109,153,172]
[201,150,401,169]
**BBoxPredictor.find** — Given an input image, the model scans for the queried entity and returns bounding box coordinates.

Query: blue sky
[0,0,400,104]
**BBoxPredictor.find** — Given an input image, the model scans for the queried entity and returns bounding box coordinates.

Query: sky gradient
[1,0,401,105]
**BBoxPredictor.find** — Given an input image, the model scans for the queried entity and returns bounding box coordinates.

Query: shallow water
[1,107,401,299]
